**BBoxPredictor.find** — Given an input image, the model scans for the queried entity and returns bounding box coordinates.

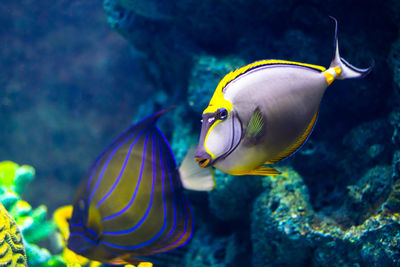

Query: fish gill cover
[0,0,400,266]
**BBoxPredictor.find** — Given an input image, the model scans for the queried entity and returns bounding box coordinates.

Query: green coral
[0,161,60,266]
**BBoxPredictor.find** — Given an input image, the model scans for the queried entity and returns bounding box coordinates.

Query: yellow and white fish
[194,18,373,177]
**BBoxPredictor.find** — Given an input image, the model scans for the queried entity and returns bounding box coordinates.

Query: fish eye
[200,119,203,123]
[218,109,228,120]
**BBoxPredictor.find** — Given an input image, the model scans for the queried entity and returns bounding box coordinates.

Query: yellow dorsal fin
[204,60,325,115]
[218,59,326,93]
[265,108,319,164]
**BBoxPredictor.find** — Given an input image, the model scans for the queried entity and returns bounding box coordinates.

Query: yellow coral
[0,161,19,187]
[0,202,27,266]
[54,206,153,267]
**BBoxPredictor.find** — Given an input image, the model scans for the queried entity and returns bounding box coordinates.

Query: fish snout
[194,149,213,168]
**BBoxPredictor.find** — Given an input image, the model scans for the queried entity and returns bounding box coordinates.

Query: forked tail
[325,16,373,84]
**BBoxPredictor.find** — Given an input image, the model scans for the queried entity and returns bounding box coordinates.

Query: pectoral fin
[246,108,265,143]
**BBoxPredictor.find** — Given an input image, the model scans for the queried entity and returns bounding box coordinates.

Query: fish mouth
[195,157,211,168]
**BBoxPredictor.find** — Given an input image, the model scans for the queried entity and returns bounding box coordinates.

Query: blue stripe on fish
[101,131,150,222]
[95,129,146,208]
[103,133,158,235]
[159,150,177,243]
[88,130,139,203]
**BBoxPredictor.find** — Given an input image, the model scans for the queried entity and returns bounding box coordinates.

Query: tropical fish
[194,18,373,176]
[66,108,211,265]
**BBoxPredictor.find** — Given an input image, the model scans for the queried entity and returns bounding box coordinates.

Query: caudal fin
[328,16,373,80]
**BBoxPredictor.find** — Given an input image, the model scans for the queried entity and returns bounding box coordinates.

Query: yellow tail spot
[324,72,335,85]
[334,67,342,76]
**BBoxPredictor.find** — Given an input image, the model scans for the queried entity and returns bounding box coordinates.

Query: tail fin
[328,16,373,80]
[179,146,215,191]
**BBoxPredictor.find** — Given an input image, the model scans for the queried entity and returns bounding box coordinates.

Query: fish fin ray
[245,107,265,142]
[179,146,215,191]
[239,166,281,176]
[266,108,319,164]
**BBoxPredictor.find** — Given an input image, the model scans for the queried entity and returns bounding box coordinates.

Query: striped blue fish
[67,108,193,265]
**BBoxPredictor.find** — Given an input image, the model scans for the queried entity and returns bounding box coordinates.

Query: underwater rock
[251,168,314,266]
[208,170,264,221]
[342,119,393,172]
[187,56,245,114]
[0,202,27,266]
[111,0,173,20]
[389,38,400,106]
[344,165,393,225]
[251,167,400,266]
[387,150,400,212]
[184,226,243,267]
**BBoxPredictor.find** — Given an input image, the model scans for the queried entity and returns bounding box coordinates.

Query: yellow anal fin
[231,166,281,176]
[265,108,319,165]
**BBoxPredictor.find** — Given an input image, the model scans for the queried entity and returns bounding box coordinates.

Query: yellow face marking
[203,120,218,159]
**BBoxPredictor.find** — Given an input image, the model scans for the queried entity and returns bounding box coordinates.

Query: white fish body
[194,18,373,177]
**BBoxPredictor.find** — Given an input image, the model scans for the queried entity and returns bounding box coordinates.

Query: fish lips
[194,154,213,168]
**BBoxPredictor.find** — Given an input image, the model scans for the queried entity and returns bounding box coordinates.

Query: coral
[0,202,27,266]
[251,167,400,266]
[0,161,60,266]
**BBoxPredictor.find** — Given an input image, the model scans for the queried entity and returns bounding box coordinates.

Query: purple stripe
[69,232,98,246]
[151,194,192,253]
[159,152,177,242]
[95,130,146,208]
[103,134,157,234]
[155,128,177,168]
[101,135,169,248]
[86,159,102,191]
[101,132,150,222]
[88,130,140,203]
